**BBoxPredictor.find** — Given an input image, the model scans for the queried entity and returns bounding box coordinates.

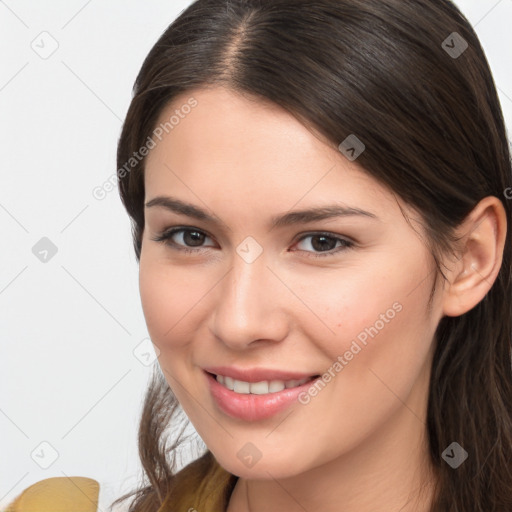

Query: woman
[111,0,512,510]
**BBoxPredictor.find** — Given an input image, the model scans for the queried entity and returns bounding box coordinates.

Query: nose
[211,248,289,350]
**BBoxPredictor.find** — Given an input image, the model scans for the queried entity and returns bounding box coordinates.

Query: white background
[1,1,511,510]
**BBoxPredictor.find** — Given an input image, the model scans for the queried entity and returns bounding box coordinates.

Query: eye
[150,227,355,258]
[292,232,355,258]
[150,227,216,254]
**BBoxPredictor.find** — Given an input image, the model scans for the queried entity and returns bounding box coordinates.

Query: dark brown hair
[111,1,512,510]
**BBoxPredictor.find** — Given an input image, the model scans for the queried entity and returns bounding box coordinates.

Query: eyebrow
[144,196,379,229]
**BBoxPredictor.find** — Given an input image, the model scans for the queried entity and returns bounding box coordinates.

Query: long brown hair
[111,1,512,510]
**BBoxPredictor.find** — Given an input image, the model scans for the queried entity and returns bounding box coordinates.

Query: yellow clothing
[162,449,239,511]
[2,452,238,512]
[3,476,100,511]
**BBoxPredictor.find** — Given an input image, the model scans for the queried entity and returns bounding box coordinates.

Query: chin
[215,451,306,480]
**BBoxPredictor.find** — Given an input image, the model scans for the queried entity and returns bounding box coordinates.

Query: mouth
[204,370,322,421]
[205,370,321,395]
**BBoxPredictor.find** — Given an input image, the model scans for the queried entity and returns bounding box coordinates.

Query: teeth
[215,374,312,394]
[233,379,250,393]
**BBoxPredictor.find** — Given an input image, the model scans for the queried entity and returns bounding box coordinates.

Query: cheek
[138,254,216,353]
[288,272,435,459]
[139,257,187,347]
[292,265,405,352]
[301,264,434,395]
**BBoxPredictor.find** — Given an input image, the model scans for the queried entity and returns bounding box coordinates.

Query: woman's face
[139,86,445,479]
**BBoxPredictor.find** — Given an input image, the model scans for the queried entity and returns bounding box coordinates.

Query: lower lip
[205,371,320,422]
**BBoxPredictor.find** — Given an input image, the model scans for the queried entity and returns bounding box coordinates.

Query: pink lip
[203,365,319,383]
[205,370,321,422]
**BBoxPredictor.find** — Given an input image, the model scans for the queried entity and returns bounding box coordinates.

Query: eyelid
[157,226,216,243]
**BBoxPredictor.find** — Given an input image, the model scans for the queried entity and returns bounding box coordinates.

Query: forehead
[143,86,402,222]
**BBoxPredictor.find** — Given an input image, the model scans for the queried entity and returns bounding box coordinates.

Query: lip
[202,365,319,383]
[204,370,321,422]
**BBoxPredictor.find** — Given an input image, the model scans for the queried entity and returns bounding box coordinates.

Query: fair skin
[139,86,507,511]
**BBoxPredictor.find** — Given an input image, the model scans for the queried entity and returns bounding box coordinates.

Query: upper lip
[203,366,320,383]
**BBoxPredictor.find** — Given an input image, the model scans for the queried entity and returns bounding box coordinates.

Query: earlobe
[441,196,507,318]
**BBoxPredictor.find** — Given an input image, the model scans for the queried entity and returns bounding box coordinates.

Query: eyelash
[150,227,355,258]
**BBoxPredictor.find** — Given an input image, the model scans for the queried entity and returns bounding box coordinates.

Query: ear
[441,196,508,318]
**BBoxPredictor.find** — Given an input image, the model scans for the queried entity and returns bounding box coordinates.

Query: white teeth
[269,380,286,393]
[233,380,250,393]
[251,381,274,394]
[215,374,311,394]
[224,376,233,389]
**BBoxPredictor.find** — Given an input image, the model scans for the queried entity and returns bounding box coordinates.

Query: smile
[214,373,317,394]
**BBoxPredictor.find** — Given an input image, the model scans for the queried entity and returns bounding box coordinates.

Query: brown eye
[150,227,215,252]
[293,233,354,258]
[181,230,206,246]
